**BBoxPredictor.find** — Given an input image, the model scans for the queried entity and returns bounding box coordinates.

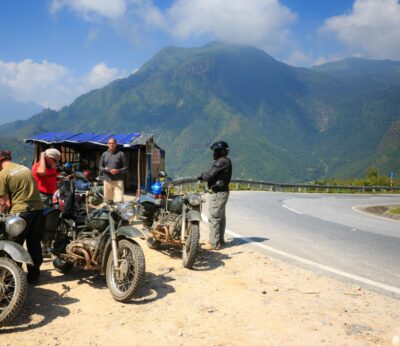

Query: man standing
[32,148,61,207]
[0,150,44,284]
[32,148,61,257]
[99,138,127,202]
[198,141,232,250]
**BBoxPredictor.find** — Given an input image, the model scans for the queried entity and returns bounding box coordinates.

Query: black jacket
[200,156,232,192]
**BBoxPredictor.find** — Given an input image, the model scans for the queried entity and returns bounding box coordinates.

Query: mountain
[0,42,399,182]
[0,97,43,125]
[312,57,400,88]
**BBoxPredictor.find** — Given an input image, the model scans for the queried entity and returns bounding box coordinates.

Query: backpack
[59,180,76,218]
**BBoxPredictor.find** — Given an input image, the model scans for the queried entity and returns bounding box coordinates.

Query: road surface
[206,191,400,295]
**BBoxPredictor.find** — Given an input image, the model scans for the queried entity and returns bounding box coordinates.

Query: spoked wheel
[106,239,145,303]
[182,221,200,269]
[0,257,28,327]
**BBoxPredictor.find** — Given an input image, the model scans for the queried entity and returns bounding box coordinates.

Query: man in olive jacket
[198,141,232,250]
[0,150,44,284]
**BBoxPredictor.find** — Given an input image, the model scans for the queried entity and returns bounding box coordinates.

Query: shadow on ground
[0,286,78,334]
[130,271,176,305]
[227,236,269,246]
[40,265,107,290]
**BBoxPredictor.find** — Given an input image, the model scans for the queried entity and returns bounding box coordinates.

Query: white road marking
[281,204,303,214]
[201,213,400,295]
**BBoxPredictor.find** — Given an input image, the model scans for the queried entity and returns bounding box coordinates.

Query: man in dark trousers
[0,150,44,284]
[198,141,232,250]
[99,137,127,202]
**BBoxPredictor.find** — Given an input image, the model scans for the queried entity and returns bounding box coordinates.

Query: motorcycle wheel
[0,257,28,327]
[146,237,161,250]
[106,239,145,303]
[182,221,200,269]
[52,257,73,274]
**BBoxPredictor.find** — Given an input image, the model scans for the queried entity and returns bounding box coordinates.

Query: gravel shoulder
[1,221,400,345]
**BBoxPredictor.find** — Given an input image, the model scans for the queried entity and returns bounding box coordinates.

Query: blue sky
[1,0,400,109]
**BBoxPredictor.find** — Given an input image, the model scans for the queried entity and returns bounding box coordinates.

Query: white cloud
[50,0,127,20]
[321,0,400,60]
[83,63,121,89]
[166,0,297,52]
[50,0,296,53]
[286,50,314,66]
[0,60,128,109]
[0,60,68,108]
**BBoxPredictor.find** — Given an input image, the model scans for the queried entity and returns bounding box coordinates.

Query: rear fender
[0,240,34,265]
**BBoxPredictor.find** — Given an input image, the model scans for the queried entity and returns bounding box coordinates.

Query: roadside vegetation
[389,207,400,215]
[314,167,399,187]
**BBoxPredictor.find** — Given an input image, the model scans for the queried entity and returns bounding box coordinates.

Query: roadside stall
[25,132,165,192]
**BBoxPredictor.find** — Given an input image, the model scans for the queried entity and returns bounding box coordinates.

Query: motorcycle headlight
[117,202,135,221]
[5,215,26,237]
[187,193,202,206]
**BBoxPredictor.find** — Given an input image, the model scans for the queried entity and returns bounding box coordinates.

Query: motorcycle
[51,175,146,303]
[138,173,203,269]
[0,213,33,327]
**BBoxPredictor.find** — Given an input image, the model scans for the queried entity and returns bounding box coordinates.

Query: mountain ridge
[0,42,399,181]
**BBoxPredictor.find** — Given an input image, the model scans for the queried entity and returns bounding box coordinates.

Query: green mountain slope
[1,42,399,181]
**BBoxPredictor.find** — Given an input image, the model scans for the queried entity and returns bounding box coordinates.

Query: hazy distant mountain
[0,42,399,181]
[0,97,43,125]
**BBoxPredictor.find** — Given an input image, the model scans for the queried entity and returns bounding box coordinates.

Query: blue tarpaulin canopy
[25,131,153,148]
[25,131,164,190]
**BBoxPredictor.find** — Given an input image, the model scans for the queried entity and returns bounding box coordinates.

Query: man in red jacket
[32,148,61,206]
[32,148,61,256]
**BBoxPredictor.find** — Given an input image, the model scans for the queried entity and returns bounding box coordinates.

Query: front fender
[187,210,202,222]
[0,240,34,265]
[100,226,145,274]
[116,226,146,239]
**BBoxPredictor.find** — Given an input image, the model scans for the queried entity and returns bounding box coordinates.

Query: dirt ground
[1,220,400,346]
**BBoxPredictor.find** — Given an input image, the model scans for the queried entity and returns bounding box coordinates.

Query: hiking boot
[202,243,220,250]
[42,248,51,259]
[27,272,40,285]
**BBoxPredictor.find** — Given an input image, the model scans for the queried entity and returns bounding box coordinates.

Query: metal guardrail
[170,178,400,193]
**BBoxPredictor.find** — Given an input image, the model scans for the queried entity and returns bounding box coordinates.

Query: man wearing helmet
[0,150,44,284]
[198,141,232,250]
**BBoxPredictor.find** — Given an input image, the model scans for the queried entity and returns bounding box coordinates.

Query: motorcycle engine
[66,231,100,258]
[157,212,182,241]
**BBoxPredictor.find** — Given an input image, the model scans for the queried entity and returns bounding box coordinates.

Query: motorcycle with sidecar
[51,174,146,303]
[138,173,203,269]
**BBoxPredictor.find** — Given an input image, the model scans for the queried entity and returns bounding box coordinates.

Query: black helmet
[210,141,229,159]
[210,141,229,151]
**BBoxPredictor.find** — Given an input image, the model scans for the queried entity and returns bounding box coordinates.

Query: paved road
[215,191,400,295]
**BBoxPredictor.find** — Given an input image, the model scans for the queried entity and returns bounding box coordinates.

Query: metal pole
[137,148,141,195]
